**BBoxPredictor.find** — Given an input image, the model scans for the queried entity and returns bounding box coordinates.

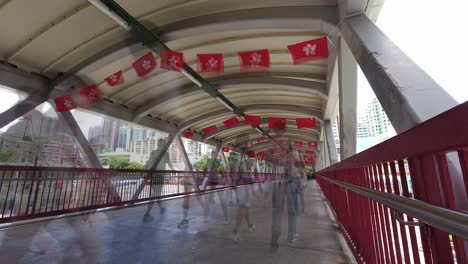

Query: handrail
[320,176,468,240]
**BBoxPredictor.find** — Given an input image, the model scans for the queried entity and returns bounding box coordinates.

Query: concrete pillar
[56,111,102,168]
[207,142,222,172]
[220,150,230,173]
[341,14,458,133]
[0,95,47,129]
[175,136,193,171]
[338,37,357,159]
[146,132,177,170]
[324,121,339,165]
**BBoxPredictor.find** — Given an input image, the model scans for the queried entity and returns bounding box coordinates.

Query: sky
[1,0,468,134]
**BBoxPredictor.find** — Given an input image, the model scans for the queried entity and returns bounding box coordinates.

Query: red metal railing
[0,166,281,223]
[317,102,468,264]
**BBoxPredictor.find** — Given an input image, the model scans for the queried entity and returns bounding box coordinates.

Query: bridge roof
[0,0,342,151]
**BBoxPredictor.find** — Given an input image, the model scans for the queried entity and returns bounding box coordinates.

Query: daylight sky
[1,0,467,133]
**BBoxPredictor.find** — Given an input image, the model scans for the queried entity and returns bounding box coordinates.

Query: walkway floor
[0,180,350,264]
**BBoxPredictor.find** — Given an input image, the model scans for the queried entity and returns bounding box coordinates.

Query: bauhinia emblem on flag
[160,50,184,72]
[79,84,103,106]
[308,141,318,148]
[239,49,270,71]
[244,114,261,126]
[247,152,256,158]
[105,70,124,86]
[288,37,328,64]
[296,118,316,129]
[182,131,195,139]
[268,117,286,130]
[223,116,240,128]
[222,147,230,152]
[132,52,157,77]
[197,53,224,73]
[257,151,266,157]
[54,95,77,112]
[202,125,218,136]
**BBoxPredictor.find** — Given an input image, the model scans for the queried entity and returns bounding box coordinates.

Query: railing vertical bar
[1,170,12,217]
[375,164,394,264]
[9,170,22,217]
[56,170,65,211]
[51,171,59,211]
[62,170,71,210]
[457,150,468,198]
[17,170,28,216]
[365,166,380,264]
[389,161,412,264]
[371,164,386,263]
[25,168,37,215]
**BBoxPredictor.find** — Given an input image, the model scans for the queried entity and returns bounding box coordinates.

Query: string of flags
[53,37,328,112]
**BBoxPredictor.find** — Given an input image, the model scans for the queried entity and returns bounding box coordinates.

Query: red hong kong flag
[79,84,103,106]
[247,141,253,148]
[233,144,239,150]
[222,147,230,153]
[132,52,157,77]
[306,150,315,156]
[268,117,286,130]
[308,141,318,148]
[256,138,265,143]
[257,151,266,157]
[197,53,224,73]
[54,95,77,112]
[239,49,270,71]
[247,152,256,158]
[244,114,261,126]
[182,131,195,139]
[202,125,218,136]
[105,70,124,86]
[288,37,329,64]
[294,141,303,148]
[258,156,263,161]
[160,50,184,72]
[223,116,240,128]
[269,148,277,154]
[296,118,316,129]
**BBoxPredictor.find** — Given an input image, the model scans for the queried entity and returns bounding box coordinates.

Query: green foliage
[0,149,15,162]
[192,154,225,172]
[304,164,314,175]
[102,155,144,170]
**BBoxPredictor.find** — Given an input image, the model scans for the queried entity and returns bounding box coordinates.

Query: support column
[324,121,338,165]
[56,111,102,168]
[341,14,457,133]
[338,37,357,159]
[146,132,177,170]
[175,135,201,192]
[207,142,222,172]
[0,95,47,129]
[220,150,230,173]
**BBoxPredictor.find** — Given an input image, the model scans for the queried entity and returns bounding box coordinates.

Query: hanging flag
[247,152,256,158]
[233,144,239,150]
[182,131,195,139]
[269,148,277,154]
[258,156,263,161]
[202,125,218,136]
[223,116,240,128]
[306,150,315,156]
[244,114,261,126]
[222,147,230,153]
[308,141,318,148]
[197,53,224,73]
[256,138,265,143]
[160,50,184,72]
[281,140,288,146]
[288,37,329,64]
[132,52,157,77]
[105,70,124,86]
[257,151,266,157]
[247,141,253,148]
[294,141,303,148]
[268,117,286,130]
[296,118,316,129]
[239,49,270,71]
[79,84,103,106]
[54,95,77,112]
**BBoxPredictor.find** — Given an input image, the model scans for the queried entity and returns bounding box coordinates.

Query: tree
[192,154,224,172]
[102,155,144,170]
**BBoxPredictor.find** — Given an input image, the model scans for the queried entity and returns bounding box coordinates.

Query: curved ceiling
[0,0,339,153]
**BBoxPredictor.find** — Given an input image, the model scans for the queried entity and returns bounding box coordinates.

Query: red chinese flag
[54,95,77,112]
[132,52,157,77]
[182,131,194,139]
[79,84,103,106]
[202,125,218,136]
[296,118,316,129]
[247,152,256,158]
[306,150,315,156]
[160,50,184,72]
[288,37,329,64]
[268,117,286,130]
[239,49,270,71]
[308,141,318,148]
[222,147,230,153]
[257,151,266,157]
[256,138,265,143]
[197,53,224,73]
[244,114,261,126]
[294,141,303,148]
[223,116,240,128]
[105,70,124,86]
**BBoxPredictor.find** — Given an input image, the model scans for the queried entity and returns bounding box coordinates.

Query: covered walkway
[0,181,350,264]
